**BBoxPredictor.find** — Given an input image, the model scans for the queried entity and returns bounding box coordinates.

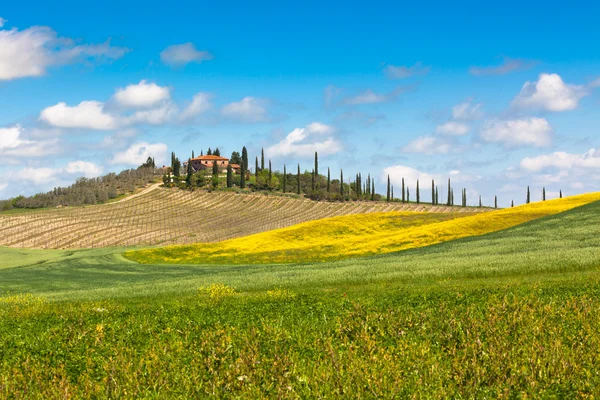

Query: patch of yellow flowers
[198,283,237,299]
[127,192,600,265]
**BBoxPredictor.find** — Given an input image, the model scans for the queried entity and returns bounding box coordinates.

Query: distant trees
[214,148,221,157]
[230,151,241,165]
[297,164,301,195]
[340,170,344,196]
[327,168,331,193]
[283,165,287,193]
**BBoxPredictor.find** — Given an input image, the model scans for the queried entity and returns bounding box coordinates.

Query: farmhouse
[183,155,241,174]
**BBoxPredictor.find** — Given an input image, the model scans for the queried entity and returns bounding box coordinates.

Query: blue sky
[1,1,599,206]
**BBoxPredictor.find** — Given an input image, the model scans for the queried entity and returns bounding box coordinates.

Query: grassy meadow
[2,197,600,397]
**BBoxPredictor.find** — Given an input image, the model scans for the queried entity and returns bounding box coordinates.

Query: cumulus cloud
[520,149,600,172]
[480,117,552,148]
[435,121,470,136]
[110,142,168,166]
[469,56,536,76]
[221,97,269,123]
[0,124,61,156]
[160,43,213,67]
[511,73,587,112]
[452,101,483,120]
[64,160,104,177]
[402,136,452,154]
[0,23,128,80]
[344,87,406,105]
[113,80,171,109]
[122,103,178,125]
[39,101,117,130]
[180,92,213,120]
[384,62,430,79]
[265,123,341,158]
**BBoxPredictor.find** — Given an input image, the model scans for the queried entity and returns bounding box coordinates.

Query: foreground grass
[2,277,600,398]
[125,192,600,265]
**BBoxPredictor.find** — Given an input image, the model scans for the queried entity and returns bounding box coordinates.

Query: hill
[0,186,481,249]
[125,192,600,265]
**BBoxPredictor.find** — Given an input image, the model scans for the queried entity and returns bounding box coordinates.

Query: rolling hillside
[0,186,482,249]
[125,192,600,265]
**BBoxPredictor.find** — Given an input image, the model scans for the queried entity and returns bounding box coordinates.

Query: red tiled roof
[230,164,241,168]
[192,155,229,161]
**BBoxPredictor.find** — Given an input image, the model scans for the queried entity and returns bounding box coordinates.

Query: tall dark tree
[451,189,454,206]
[387,175,391,202]
[391,186,394,201]
[314,152,319,177]
[241,146,249,170]
[402,177,405,203]
[226,164,233,188]
[327,167,331,193]
[207,148,212,156]
[431,180,435,205]
[311,169,315,192]
[212,160,218,176]
[186,159,193,186]
[511,200,514,207]
[407,187,410,203]
[201,150,204,156]
[230,151,241,165]
[297,164,301,195]
[435,186,439,205]
[192,150,195,159]
[526,186,531,204]
[479,195,482,208]
[447,178,452,206]
[261,148,265,171]
[255,157,259,178]
[240,163,246,189]
[268,160,272,186]
[560,190,563,199]
[173,158,181,177]
[371,181,375,201]
[340,169,344,196]
[214,148,221,157]
[171,152,175,170]
[494,195,498,209]
[416,180,420,204]
[283,164,287,193]
[542,187,546,201]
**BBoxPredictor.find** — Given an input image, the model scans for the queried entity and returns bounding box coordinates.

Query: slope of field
[0,188,481,249]
[2,199,600,397]
[126,192,600,265]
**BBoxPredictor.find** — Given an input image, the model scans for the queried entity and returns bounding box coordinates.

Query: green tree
[511,200,514,207]
[495,195,498,209]
[447,178,451,206]
[230,151,241,165]
[479,195,482,208]
[431,180,435,205]
[173,158,181,177]
[240,163,246,189]
[542,187,546,201]
[268,160,272,186]
[283,164,287,193]
[407,187,410,203]
[212,160,218,176]
[526,186,531,204]
[186,159,193,186]
[314,152,319,177]
[255,157,259,178]
[241,146,249,170]
[192,150,195,159]
[261,148,265,171]
[297,164,301,195]
[214,148,221,157]
[340,169,344,196]
[402,177,405,203]
[416,180,420,204]
[327,167,331,193]
[371,181,375,201]
[387,175,391,202]
[207,148,212,156]
[391,186,394,201]
[226,164,233,188]
[435,186,439,205]
[560,190,563,198]
[311,169,315,192]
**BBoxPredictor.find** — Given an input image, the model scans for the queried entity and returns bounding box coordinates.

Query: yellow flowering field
[125,192,600,265]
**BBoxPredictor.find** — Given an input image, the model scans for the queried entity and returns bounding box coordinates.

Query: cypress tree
[340,170,344,196]
[171,152,175,170]
[435,186,439,205]
[314,152,319,177]
[242,146,249,170]
[261,148,265,171]
[226,164,233,188]
[431,180,435,205]
[526,186,531,204]
[511,200,514,207]
[387,175,391,202]
[192,150,195,159]
[311,169,315,192]
[297,164,301,195]
[416,180,420,204]
[402,178,405,203]
[479,195,482,208]
[173,158,181,177]
[407,187,410,203]
[283,164,287,193]
[212,160,218,176]
[327,168,331,193]
[447,178,451,206]
[207,148,212,156]
[391,186,394,201]
[542,187,546,201]
[201,150,204,156]
[494,195,498,209]
[240,163,246,189]
[451,188,454,206]
[214,148,221,156]
[371,181,375,201]
[186,159,193,186]
[560,190,563,198]
[268,160,272,186]
[255,157,259,178]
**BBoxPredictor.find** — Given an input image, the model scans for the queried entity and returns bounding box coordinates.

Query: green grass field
[2,201,600,397]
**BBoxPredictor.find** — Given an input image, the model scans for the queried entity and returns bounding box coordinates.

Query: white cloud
[402,136,451,154]
[12,167,59,185]
[110,142,167,166]
[452,101,483,120]
[345,89,387,105]
[520,149,600,172]
[385,62,430,79]
[0,23,128,80]
[40,101,117,130]
[382,165,438,189]
[160,43,213,67]
[0,124,61,157]
[113,80,171,109]
[469,56,535,76]
[265,123,341,158]
[64,161,103,177]
[221,97,269,123]
[0,17,6,28]
[512,73,587,112]
[0,182,7,192]
[122,103,178,125]
[435,121,470,136]
[180,92,213,120]
[480,118,552,148]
